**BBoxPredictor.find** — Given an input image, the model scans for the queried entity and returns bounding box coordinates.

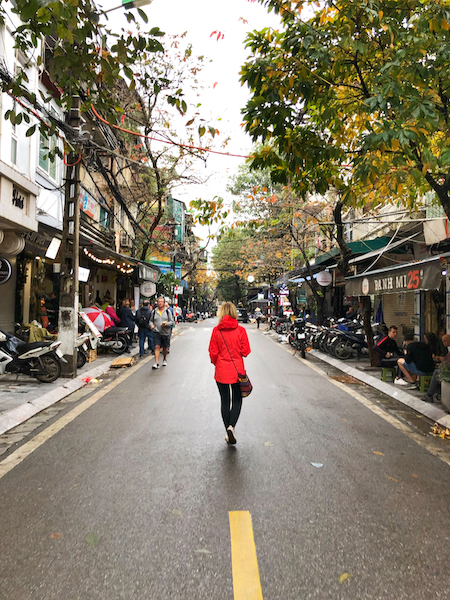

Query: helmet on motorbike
[0,332,6,342]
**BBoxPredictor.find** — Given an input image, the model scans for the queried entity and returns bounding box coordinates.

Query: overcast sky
[106,0,281,238]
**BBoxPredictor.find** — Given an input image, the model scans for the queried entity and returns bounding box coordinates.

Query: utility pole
[58,96,81,377]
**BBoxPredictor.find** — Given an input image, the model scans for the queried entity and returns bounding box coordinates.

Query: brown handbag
[219,330,253,397]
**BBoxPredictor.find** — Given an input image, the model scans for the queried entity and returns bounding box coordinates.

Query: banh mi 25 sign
[345,260,443,296]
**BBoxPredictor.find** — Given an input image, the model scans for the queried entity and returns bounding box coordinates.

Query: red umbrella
[82,307,113,332]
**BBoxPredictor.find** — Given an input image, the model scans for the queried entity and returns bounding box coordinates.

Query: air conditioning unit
[120,233,132,248]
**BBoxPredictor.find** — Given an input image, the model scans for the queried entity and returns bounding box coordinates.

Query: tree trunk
[333,200,352,277]
[360,296,376,366]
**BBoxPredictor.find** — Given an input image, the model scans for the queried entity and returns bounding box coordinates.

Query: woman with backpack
[208,302,251,444]
[135,300,154,357]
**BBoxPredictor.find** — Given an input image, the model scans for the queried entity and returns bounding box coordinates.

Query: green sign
[167,197,185,243]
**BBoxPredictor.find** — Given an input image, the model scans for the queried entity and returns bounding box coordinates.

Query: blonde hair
[218,302,238,322]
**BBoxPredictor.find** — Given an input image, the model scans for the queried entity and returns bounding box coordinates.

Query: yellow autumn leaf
[339,572,351,583]
[442,19,449,31]
[373,450,384,456]
[379,10,383,19]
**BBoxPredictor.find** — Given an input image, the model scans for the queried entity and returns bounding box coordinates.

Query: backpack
[137,309,151,328]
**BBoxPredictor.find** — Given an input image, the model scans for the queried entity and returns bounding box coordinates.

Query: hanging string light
[83,248,134,274]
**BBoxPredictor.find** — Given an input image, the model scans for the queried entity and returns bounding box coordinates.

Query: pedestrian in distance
[208,301,251,445]
[255,308,262,329]
[118,299,135,353]
[150,296,174,369]
[136,300,155,357]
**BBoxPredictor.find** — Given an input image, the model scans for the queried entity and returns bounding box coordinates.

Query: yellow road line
[0,352,156,480]
[229,511,264,600]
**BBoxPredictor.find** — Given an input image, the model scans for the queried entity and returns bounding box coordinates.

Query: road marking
[203,327,211,332]
[0,352,157,480]
[229,511,264,600]
[273,338,450,467]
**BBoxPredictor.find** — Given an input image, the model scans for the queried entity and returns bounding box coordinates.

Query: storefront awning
[345,254,450,296]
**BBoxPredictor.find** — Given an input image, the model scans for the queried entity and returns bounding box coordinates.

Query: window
[39,129,57,179]
[99,206,110,229]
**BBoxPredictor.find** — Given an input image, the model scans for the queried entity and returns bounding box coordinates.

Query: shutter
[381,291,415,344]
[0,257,16,333]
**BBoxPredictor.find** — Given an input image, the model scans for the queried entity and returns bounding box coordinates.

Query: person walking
[150,296,174,369]
[118,299,135,353]
[208,301,251,445]
[255,308,262,329]
[136,300,154,357]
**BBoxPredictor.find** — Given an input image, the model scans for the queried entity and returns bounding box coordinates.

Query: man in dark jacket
[118,299,135,352]
[136,300,154,357]
[397,335,435,385]
[374,326,402,367]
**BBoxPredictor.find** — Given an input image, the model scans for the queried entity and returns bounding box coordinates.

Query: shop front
[345,255,449,341]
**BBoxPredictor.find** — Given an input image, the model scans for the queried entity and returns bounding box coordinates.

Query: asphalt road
[1,321,450,599]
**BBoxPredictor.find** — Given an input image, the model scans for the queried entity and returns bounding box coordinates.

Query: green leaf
[137,8,148,23]
[26,124,37,137]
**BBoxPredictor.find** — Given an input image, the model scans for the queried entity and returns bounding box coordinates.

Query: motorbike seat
[103,326,128,335]
[16,341,53,355]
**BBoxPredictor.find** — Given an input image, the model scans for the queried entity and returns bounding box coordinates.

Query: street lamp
[104,0,153,14]
[247,275,255,283]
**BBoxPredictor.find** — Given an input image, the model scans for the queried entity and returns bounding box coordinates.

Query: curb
[0,346,141,436]
[308,349,450,429]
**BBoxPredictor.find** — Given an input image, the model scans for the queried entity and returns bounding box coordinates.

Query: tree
[1,0,165,139]
[241,0,450,220]
[89,36,218,262]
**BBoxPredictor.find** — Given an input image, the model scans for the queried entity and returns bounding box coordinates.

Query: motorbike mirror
[0,332,6,342]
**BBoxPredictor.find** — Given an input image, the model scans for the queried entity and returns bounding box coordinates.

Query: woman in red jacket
[209,302,251,444]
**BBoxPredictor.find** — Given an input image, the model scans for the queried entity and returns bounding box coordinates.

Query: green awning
[312,237,392,266]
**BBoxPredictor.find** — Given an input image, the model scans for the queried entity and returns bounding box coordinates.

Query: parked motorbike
[76,332,91,368]
[0,329,65,383]
[288,317,307,358]
[95,326,129,354]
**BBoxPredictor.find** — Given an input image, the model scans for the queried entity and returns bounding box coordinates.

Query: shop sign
[140,282,156,297]
[174,286,184,295]
[79,187,100,221]
[316,271,332,286]
[12,187,25,209]
[345,260,442,296]
[138,264,159,282]
[0,257,12,285]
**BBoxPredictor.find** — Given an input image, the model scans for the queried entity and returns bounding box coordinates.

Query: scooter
[0,329,66,383]
[76,332,91,368]
[288,317,307,358]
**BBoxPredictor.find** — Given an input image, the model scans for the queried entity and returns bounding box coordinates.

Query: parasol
[82,306,113,332]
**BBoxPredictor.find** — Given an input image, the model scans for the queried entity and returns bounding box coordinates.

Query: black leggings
[217,382,242,429]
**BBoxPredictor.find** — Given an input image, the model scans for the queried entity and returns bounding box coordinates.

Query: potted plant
[439,362,450,411]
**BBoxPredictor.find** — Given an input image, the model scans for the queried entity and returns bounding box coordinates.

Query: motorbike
[288,317,307,358]
[329,318,369,360]
[76,332,91,368]
[94,326,129,354]
[0,329,65,383]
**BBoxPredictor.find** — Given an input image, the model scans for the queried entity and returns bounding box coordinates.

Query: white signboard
[316,271,332,286]
[174,285,184,295]
[140,282,156,297]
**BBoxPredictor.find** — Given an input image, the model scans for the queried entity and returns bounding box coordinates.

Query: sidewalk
[0,339,154,436]
[307,349,450,429]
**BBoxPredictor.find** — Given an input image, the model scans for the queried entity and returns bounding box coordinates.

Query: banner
[345,259,442,296]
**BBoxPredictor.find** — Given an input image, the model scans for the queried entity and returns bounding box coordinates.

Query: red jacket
[209,315,251,383]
